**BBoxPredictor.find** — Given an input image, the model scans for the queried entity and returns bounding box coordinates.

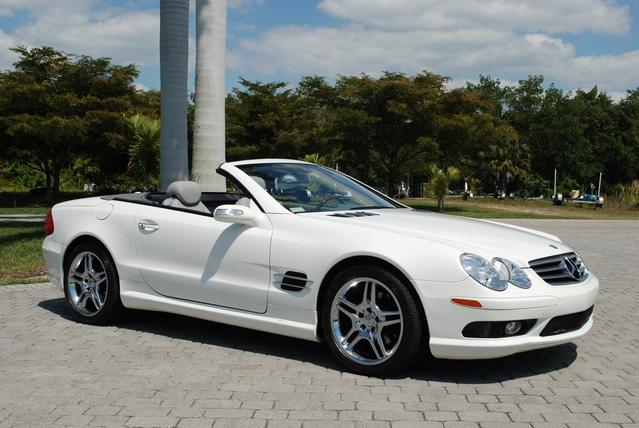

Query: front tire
[63,242,123,325]
[320,265,425,375]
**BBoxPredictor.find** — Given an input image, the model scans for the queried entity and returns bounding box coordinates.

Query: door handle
[138,221,160,232]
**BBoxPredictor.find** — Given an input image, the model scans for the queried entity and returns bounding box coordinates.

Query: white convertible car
[42,159,598,375]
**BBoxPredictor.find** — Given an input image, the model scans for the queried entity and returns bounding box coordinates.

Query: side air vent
[278,271,311,292]
[329,211,380,218]
[529,252,588,285]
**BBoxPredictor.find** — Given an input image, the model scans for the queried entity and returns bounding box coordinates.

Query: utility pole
[597,172,603,197]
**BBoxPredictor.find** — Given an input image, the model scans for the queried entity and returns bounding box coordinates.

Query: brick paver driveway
[1,219,637,428]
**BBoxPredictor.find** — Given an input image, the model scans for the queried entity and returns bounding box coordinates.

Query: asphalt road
[0,219,637,427]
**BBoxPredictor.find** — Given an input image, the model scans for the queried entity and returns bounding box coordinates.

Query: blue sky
[0,0,637,99]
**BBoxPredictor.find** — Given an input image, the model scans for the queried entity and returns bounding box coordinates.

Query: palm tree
[159,0,189,190]
[191,0,227,191]
[430,166,460,213]
[128,115,161,190]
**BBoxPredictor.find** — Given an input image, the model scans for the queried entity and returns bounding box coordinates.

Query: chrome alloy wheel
[67,251,108,316]
[330,277,403,365]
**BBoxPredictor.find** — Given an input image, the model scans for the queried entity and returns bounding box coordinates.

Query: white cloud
[555,50,639,90]
[318,0,631,35]
[228,0,638,93]
[134,81,149,91]
[0,29,17,71]
[0,0,635,95]
[0,0,159,70]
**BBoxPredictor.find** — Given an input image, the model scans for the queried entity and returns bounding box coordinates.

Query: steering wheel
[315,195,342,211]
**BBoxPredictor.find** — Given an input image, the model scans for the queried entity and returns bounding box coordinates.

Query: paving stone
[125,416,180,427]
[324,401,356,411]
[458,412,509,423]
[213,420,267,428]
[85,405,123,416]
[0,220,637,427]
[339,411,374,421]
[356,402,403,411]
[169,407,206,418]
[53,414,95,426]
[119,406,170,417]
[203,409,255,419]
[288,410,338,420]
[177,418,215,428]
[392,422,444,428]
[266,421,302,428]
[373,411,424,421]
[255,410,289,420]
[303,422,354,428]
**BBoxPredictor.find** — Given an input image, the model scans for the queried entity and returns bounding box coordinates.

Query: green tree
[614,89,639,185]
[128,115,161,190]
[226,78,298,159]
[0,46,139,195]
[332,72,444,193]
[466,75,509,118]
[436,87,524,194]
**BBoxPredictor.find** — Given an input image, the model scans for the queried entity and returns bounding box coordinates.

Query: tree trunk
[192,0,227,191]
[159,0,190,190]
[52,167,60,197]
[45,166,52,196]
[387,167,396,197]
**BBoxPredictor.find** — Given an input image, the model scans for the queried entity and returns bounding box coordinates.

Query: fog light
[504,321,522,336]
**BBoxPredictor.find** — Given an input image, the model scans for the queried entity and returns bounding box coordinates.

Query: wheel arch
[62,234,116,275]
[315,255,429,341]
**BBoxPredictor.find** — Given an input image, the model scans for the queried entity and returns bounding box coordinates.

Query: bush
[557,177,579,196]
[520,173,549,198]
[611,180,639,210]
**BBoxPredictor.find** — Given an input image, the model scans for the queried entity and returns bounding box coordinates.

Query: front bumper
[415,272,599,359]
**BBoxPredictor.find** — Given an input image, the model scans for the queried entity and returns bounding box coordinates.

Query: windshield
[236,163,401,213]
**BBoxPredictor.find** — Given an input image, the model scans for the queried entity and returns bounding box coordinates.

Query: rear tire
[63,242,123,325]
[320,265,425,376]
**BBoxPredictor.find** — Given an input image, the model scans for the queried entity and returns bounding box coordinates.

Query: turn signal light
[451,298,482,308]
[44,208,54,236]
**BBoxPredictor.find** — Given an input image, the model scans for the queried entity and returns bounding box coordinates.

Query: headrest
[250,175,267,189]
[166,181,202,207]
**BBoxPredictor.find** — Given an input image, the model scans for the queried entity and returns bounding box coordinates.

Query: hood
[305,208,572,267]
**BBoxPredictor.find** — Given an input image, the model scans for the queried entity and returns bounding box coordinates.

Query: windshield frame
[234,162,406,214]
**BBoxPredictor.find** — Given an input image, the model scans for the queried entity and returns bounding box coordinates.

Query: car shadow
[38,297,577,382]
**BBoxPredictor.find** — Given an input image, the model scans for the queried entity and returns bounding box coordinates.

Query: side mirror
[214,204,257,226]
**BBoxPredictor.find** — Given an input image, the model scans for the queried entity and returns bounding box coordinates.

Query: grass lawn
[0,207,48,215]
[0,222,47,286]
[404,197,639,219]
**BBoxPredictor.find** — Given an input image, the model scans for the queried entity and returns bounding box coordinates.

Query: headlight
[460,254,531,291]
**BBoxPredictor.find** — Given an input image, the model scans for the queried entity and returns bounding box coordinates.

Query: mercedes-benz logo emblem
[563,257,582,281]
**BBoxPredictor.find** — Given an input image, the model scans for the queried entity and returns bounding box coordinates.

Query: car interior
[108,178,252,217]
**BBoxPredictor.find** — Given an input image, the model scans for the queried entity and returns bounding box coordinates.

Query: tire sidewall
[63,242,122,325]
[320,265,425,376]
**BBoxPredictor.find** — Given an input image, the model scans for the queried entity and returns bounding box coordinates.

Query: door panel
[133,205,271,313]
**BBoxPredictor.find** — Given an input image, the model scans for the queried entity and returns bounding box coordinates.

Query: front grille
[528,252,588,285]
[540,306,594,336]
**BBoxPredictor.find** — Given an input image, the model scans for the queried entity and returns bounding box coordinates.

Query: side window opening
[111,175,256,216]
